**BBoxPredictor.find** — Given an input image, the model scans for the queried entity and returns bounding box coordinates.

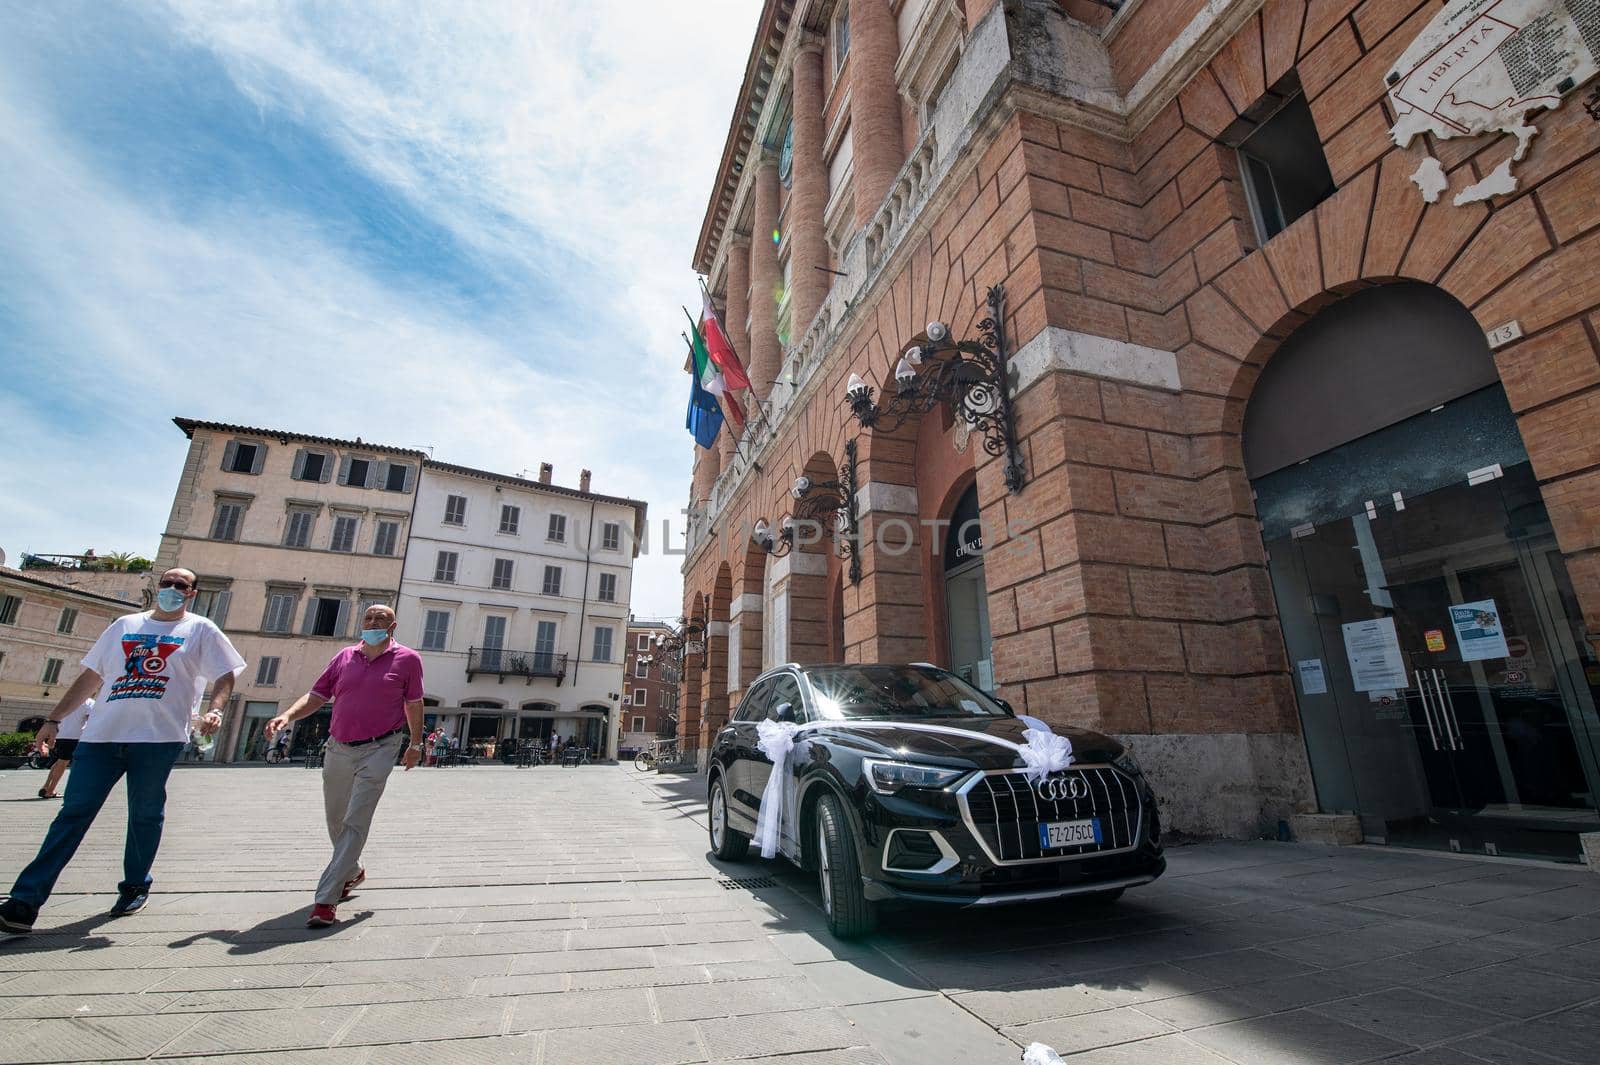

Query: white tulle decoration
[1022,1044,1067,1065]
[754,719,802,857]
[1016,713,1075,783]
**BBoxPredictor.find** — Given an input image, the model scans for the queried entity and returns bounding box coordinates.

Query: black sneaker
[108,890,149,918]
[0,898,37,935]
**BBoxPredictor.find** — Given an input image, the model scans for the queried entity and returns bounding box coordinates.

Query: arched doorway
[1250,283,1600,860]
[942,482,993,690]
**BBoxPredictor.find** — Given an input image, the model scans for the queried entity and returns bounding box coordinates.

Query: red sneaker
[341,867,366,901]
[306,904,337,929]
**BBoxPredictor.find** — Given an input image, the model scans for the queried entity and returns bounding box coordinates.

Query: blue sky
[0,0,758,617]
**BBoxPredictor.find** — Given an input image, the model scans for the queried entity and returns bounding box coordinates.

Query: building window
[598,573,617,603]
[422,609,451,651]
[341,456,374,488]
[542,565,562,597]
[382,463,412,492]
[293,449,331,483]
[592,626,614,663]
[256,656,280,686]
[632,715,645,733]
[492,558,514,590]
[211,501,245,542]
[500,504,520,534]
[57,607,78,635]
[330,515,359,553]
[42,658,64,685]
[284,508,315,548]
[633,688,647,707]
[635,658,648,678]
[434,551,459,583]
[444,495,467,525]
[0,595,18,625]
[602,522,621,551]
[223,440,264,475]
[534,620,558,669]
[1230,85,1335,244]
[547,513,566,542]
[263,592,297,634]
[832,4,850,73]
[636,633,650,651]
[191,588,231,626]
[373,520,400,556]
[303,596,348,638]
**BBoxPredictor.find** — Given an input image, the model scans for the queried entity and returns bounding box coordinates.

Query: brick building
[680,0,1600,858]
[621,618,682,754]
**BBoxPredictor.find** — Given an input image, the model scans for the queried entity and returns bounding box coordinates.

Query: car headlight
[863,759,966,795]
[1113,752,1144,778]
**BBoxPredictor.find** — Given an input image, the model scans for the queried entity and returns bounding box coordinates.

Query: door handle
[1433,669,1463,751]
[1415,670,1441,751]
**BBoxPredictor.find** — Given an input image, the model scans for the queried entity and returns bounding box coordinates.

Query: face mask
[156,587,187,612]
[360,628,391,646]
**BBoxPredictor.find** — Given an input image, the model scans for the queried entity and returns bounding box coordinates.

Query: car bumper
[866,866,1165,906]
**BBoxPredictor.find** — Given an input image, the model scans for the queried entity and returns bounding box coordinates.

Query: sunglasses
[158,579,194,591]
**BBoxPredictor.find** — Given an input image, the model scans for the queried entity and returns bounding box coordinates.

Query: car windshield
[804,665,1009,720]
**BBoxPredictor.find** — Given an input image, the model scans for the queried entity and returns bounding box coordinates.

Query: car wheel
[815,793,877,939]
[708,775,749,861]
[1080,887,1125,907]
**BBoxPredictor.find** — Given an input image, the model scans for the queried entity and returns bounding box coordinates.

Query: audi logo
[1035,775,1088,802]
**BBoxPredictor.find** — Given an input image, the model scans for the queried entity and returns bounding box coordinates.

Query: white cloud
[0,1,760,617]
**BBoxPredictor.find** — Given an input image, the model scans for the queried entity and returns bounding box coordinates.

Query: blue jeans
[9,741,184,908]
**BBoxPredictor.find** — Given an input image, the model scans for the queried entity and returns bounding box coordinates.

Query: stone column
[789,36,831,342]
[704,619,730,742]
[848,0,906,228]
[690,444,721,510]
[843,480,926,663]
[720,234,754,465]
[748,158,782,403]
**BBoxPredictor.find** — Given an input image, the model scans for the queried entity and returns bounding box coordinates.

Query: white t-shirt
[80,611,246,744]
[56,698,93,741]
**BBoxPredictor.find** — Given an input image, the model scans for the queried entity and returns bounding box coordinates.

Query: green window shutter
[291,449,307,480]
[221,440,239,472]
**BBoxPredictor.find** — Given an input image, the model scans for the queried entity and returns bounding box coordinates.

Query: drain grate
[717,876,778,890]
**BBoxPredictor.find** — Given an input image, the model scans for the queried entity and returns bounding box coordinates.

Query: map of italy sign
[1387,0,1600,205]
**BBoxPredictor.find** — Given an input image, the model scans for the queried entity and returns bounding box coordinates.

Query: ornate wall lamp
[751,440,862,584]
[654,614,707,670]
[843,283,1026,493]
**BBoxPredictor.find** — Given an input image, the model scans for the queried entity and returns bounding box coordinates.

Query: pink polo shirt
[311,641,425,742]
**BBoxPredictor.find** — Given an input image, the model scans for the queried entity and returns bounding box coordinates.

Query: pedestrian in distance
[431,730,448,767]
[37,699,92,800]
[265,604,424,929]
[0,568,244,935]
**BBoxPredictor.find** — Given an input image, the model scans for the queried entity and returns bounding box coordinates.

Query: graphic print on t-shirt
[109,634,188,701]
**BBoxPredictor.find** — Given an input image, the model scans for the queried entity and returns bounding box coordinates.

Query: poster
[1341,617,1410,692]
[1425,629,1447,653]
[1297,659,1328,695]
[1452,599,1511,662]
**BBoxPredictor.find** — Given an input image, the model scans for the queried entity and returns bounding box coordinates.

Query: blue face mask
[156,587,187,612]
[360,628,391,646]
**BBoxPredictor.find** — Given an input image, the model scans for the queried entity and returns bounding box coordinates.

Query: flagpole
[698,281,778,440]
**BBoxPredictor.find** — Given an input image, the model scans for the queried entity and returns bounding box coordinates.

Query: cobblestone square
[3,764,1600,1063]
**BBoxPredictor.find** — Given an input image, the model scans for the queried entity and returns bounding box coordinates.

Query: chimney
[539,462,553,484]
[579,469,592,493]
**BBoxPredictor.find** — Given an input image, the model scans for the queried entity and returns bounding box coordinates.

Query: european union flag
[686,359,723,448]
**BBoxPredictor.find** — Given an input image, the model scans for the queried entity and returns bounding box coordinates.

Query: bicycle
[634,739,682,771]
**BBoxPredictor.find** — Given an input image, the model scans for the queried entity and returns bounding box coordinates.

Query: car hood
[807,715,1124,770]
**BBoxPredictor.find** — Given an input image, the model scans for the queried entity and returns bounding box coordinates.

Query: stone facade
[682,0,1600,838]
[0,567,130,731]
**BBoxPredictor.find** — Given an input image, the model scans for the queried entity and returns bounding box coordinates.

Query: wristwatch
[408,742,424,752]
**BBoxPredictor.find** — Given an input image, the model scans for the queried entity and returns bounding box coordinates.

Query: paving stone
[1051,1033,1238,1064]
[1186,1007,1417,1064]
[837,998,1018,1065]
[1429,962,1600,1018]
[1477,1002,1600,1064]
[1310,986,1510,1047]
[161,1005,360,1055]
[543,1019,705,1065]
[1003,1005,1176,1054]
[798,958,935,1007]
[364,1034,535,1064]
[696,1007,861,1059]
[0,1014,199,1063]
[508,987,652,1031]
[342,997,509,1045]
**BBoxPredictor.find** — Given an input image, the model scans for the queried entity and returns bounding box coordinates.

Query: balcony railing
[466,647,568,685]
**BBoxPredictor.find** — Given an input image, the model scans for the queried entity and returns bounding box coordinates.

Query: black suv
[707,663,1165,937]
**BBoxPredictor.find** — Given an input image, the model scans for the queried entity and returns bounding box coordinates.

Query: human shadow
[166,908,374,956]
[0,910,121,952]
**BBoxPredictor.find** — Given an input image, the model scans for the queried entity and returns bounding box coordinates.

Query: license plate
[1039,818,1102,849]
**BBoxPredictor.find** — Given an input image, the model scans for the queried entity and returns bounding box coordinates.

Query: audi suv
[706,663,1165,937]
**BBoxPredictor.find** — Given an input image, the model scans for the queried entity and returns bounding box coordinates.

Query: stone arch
[682,591,705,751]
[705,562,734,742]
[731,538,767,700]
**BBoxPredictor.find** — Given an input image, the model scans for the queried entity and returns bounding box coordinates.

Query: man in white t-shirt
[0,568,245,935]
[37,698,92,800]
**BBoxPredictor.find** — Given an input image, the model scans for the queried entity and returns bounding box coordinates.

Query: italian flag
[685,308,746,427]
[700,286,752,392]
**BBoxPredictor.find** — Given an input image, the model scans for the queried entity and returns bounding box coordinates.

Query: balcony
[465,647,568,685]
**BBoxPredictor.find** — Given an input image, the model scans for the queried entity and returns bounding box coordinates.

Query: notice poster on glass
[1450,599,1510,662]
[1297,659,1328,695]
[1341,617,1409,692]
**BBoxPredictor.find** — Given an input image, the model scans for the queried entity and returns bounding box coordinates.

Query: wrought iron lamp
[844,284,1026,493]
[751,440,862,583]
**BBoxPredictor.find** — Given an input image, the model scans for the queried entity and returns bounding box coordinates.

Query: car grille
[961,766,1141,864]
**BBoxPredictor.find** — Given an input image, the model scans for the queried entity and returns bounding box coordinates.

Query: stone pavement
[3,765,1600,1065]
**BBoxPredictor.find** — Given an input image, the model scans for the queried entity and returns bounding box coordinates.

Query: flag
[685,337,724,448]
[685,311,746,428]
[700,284,752,391]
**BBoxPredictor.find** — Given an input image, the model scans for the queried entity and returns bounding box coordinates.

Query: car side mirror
[775,702,796,723]
[994,697,1015,714]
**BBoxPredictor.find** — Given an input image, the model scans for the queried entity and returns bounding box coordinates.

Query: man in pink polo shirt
[266,604,424,928]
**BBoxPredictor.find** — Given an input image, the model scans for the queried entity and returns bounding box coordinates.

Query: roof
[627,619,677,631]
[173,418,427,458]
[423,459,647,515]
[0,566,142,609]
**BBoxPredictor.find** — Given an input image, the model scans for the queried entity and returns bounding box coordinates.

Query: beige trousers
[316,733,404,905]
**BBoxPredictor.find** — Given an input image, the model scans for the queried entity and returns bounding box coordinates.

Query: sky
[0,0,759,620]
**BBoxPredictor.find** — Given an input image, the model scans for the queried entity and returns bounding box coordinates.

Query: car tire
[815,793,877,939]
[708,775,750,861]
[1080,887,1125,906]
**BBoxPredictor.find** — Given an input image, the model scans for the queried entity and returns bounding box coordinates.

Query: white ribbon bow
[1016,713,1075,784]
[754,719,803,857]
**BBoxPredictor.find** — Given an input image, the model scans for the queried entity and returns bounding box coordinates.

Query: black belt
[341,728,406,747]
